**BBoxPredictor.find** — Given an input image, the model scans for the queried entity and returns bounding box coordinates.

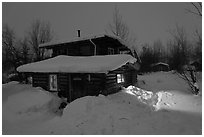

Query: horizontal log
[90,78,101,81]
[33,77,48,80]
[106,76,116,80]
[59,84,68,87]
[58,80,68,83]
[33,74,48,77]
[105,83,117,88]
[33,80,47,83]
[106,84,120,89]
[87,82,102,86]
[106,73,116,76]
[58,74,68,77]
[106,79,116,83]
[109,70,125,74]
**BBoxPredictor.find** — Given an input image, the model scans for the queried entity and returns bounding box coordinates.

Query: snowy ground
[2,71,202,135]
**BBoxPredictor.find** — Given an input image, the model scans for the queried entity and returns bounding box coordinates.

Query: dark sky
[2,2,202,47]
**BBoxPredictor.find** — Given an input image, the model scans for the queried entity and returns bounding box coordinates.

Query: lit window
[49,74,58,91]
[117,74,124,83]
[108,48,114,55]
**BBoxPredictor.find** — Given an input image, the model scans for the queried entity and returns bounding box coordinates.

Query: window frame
[108,47,114,55]
[117,74,125,83]
[49,74,58,91]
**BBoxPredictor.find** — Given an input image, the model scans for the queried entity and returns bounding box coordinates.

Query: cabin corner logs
[29,66,137,102]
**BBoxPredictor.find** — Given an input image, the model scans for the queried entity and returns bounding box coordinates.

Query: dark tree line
[167,25,189,71]
[2,19,54,81]
[139,24,201,72]
[139,40,166,72]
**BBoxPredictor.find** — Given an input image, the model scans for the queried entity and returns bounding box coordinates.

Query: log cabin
[17,54,139,102]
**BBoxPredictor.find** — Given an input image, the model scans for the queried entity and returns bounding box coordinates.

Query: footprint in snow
[119,117,129,121]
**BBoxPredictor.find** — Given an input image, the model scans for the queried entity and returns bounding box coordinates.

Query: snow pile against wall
[17,54,137,73]
[3,87,63,122]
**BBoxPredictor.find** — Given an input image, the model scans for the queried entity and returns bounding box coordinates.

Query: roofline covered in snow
[151,62,169,67]
[39,34,127,48]
[17,54,138,73]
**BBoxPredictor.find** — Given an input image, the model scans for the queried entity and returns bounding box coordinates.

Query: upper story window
[108,48,114,55]
[43,49,53,59]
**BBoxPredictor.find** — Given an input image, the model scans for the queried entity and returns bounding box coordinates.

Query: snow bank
[43,86,201,135]
[2,81,19,86]
[138,71,191,93]
[2,81,33,102]
[3,87,63,122]
[3,72,201,135]
[45,94,132,134]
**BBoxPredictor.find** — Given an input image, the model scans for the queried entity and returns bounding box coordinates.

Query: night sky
[2,2,202,48]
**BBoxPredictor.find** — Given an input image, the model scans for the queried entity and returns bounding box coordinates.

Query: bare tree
[139,44,154,72]
[192,29,202,64]
[186,2,202,17]
[186,2,202,64]
[153,39,165,63]
[107,5,138,56]
[2,24,21,71]
[28,19,53,61]
[108,6,129,41]
[20,37,30,64]
[168,24,189,71]
[168,25,200,94]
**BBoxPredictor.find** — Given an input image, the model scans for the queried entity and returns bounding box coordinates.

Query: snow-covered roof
[17,54,137,73]
[151,62,169,67]
[39,34,127,48]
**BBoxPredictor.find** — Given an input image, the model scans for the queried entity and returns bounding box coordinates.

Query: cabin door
[72,74,86,100]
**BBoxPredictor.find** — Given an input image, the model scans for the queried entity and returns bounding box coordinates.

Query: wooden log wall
[104,65,138,95]
[104,72,120,95]
[58,73,69,98]
[32,73,49,91]
[31,66,137,102]
[71,73,105,101]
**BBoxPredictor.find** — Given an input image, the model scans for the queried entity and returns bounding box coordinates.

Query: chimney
[77,30,80,37]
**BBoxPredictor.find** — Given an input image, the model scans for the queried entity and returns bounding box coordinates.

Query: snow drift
[42,85,201,135]
[2,71,202,135]
[41,86,166,134]
[3,87,63,122]
[43,94,134,134]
